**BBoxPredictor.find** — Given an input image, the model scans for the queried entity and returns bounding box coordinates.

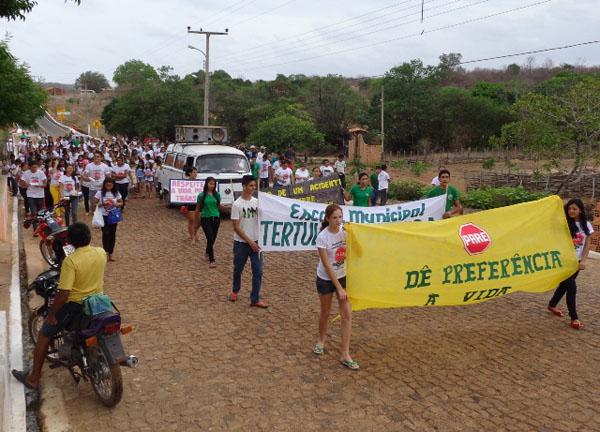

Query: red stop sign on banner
[459,223,491,255]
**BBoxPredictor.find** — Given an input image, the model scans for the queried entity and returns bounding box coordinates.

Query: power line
[226,0,555,76]
[459,40,600,65]
[228,0,298,27]
[220,0,487,70]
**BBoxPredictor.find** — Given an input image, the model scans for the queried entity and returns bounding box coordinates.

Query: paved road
[32,196,600,431]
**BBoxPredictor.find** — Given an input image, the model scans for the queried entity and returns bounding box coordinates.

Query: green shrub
[389,181,430,201]
[410,161,430,177]
[390,159,407,170]
[462,186,548,210]
[482,158,495,169]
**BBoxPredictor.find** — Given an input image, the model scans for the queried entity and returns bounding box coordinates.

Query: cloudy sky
[1,0,598,84]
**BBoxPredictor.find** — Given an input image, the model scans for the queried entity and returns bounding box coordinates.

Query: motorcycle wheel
[40,240,57,266]
[28,308,61,362]
[87,345,123,407]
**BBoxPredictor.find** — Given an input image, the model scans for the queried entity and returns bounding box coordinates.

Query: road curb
[7,196,26,431]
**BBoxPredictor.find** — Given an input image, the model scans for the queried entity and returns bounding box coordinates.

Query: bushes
[389,181,431,201]
[462,186,547,210]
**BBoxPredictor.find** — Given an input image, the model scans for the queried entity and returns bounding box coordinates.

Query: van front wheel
[164,190,175,209]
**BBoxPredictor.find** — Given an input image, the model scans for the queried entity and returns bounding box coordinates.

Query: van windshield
[195,154,250,174]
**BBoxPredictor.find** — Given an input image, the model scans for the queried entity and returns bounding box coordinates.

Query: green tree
[75,71,110,92]
[0,40,47,127]
[301,75,366,149]
[1,0,80,21]
[492,78,600,194]
[246,113,324,153]
[113,60,159,87]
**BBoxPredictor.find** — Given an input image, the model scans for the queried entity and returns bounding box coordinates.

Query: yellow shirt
[58,246,106,303]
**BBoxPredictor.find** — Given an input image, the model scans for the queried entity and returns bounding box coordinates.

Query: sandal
[340,359,360,370]
[547,305,564,317]
[11,370,37,390]
[313,344,324,355]
[570,320,584,330]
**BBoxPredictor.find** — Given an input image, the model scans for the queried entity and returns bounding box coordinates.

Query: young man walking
[229,175,268,308]
[377,164,390,206]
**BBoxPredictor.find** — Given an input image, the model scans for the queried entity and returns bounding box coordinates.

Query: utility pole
[380,85,385,161]
[187,27,228,126]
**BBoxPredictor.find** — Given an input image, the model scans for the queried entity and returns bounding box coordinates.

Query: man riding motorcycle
[12,222,107,390]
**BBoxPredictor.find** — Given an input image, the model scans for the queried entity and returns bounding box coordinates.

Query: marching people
[78,159,92,215]
[82,151,111,203]
[59,164,79,225]
[184,166,200,244]
[93,178,123,262]
[547,198,593,330]
[144,162,155,199]
[258,152,272,190]
[343,172,373,207]
[426,169,462,218]
[18,161,30,214]
[320,159,335,177]
[311,166,321,181]
[274,159,293,187]
[229,175,267,308]
[313,203,358,370]
[196,177,222,268]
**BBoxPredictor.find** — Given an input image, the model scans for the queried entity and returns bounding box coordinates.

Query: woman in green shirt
[343,172,373,207]
[196,177,222,268]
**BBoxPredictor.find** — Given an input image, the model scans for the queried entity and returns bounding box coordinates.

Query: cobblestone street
[34,197,600,431]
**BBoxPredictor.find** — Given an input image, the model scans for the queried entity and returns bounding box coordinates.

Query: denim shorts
[316,276,346,295]
[40,302,83,338]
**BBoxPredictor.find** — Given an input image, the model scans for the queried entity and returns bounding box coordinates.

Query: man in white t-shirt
[320,159,335,177]
[19,161,47,216]
[274,160,293,187]
[229,175,267,308]
[82,152,111,196]
[377,164,391,206]
[258,154,271,190]
[111,156,131,203]
[334,154,347,188]
[294,162,310,183]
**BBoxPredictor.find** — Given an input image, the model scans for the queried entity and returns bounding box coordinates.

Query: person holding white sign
[313,203,358,370]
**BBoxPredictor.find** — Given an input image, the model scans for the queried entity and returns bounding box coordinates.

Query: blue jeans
[232,240,263,304]
[64,196,79,225]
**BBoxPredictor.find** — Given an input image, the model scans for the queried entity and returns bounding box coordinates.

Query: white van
[160,126,251,209]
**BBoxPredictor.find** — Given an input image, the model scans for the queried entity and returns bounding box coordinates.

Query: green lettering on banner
[271,222,283,246]
[411,207,420,218]
[404,266,432,289]
[261,221,273,246]
[349,210,364,223]
[511,254,523,276]
[405,271,420,289]
[281,222,294,246]
[425,293,439,306]
[532,253,544,271]
[376,213,386,223]
[452,264,464,284]
[292,222,304,245]
[522,255,534,274]
[290,203,302,219]
[500,259,510,278]
[463,286,512,303]
[390,213,398,222]
[401,210,411,220]
[550,250,562,268]
[442,265,452,284]
[488,261,499,279]
[476,262,487,281]
[464,263,477,283]
[542,251,552,270]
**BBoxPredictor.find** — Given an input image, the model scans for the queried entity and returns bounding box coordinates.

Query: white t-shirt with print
[275,167,293,186]
[320,165,335,177]
[111,163,131,184]
[59,174,77,197]
[378,170,390,190]
[22,170,47,198]
[573,221,594,260]
[94,190,122,216]
[259,159,271,179]
[316,228,346,280]
[84,162,110,190]
[295,168,310,183]
[231,196,259,243]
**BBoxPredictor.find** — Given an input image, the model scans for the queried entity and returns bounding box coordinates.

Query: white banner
[258,192,446,251]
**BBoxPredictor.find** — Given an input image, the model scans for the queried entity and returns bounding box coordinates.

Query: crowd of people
[3,134,593,376]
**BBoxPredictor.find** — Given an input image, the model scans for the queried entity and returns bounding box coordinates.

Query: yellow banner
[345,196,578,310]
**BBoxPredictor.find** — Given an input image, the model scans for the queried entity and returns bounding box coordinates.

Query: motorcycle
[23,201,74,267]
[28,267,138,407]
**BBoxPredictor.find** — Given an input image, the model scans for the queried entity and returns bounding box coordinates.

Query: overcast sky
[2,0,599,84]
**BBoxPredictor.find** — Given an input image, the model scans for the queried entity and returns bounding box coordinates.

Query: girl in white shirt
[59,164,79,225]
[93,178,123,262]
[294,162,310,183]
[547,198,594,330]
[313,204,358,370]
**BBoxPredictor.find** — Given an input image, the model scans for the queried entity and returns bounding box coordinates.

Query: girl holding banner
[547,199,593,330]
[343,172,373,207]
[314,204,359,370]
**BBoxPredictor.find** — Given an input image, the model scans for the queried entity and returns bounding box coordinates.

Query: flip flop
[570,320,584,330]
[340,359,360,371]
[11,370,37,390]
[313,344,324,355]
[547,305,564,317]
